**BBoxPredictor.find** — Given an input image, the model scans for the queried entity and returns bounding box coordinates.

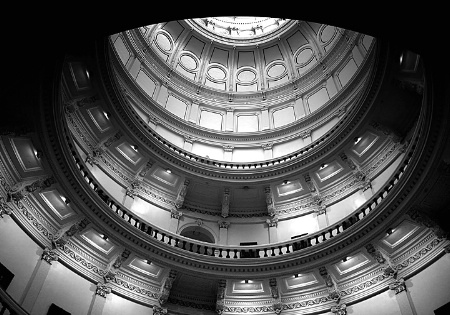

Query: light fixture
[399,53,403,65]
[320,163,328,170]
[100,233,108,241]
[103,111,110,120]
[86,69,90,79]
[34,150,42,159]
[166,169,172,174]
[294,274,299,278]
[60,196,70,205]
[244,279,249,284]
[145,259,151,265]
[342,256,349,262]
[131,145,138,152]
[282,180,291,185]
[386,228,394,236]
[354,136,362,144]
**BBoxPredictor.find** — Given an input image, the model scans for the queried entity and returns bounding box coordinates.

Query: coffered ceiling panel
[9,137,43,173]
[39,189,76,222]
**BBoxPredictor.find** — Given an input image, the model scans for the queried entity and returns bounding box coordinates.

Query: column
[88,283,111,315]
[218,221,230,245]
[169,209,182,233]
[225,107,234,132]
[223,145,234,162]
[266,217,278,243]
[262,143,273,159]
[260,106,270,130]
[389,279,416,315]
[316,210,328,230]
[264,187,276,216]
[221,188,230,218]
[188,101,199,124]
[20,248,59,312]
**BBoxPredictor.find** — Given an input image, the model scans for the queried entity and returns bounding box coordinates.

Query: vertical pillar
[188,101,199,124]
[218,221,230,245]
[316,211,328,230]
[225,107,234,132]
[183,136,194,152]
[169,209,182,233]
[352,44,364,67]
[389,279,416,315]
[223,145,234,162]
[20,248,59,312]
[262,143,273,159]
[266,217,279,243]
[260,106,270,130]
[301,130,312,146]
[88,283,111,315]
[264,187,276,217]
[293,96,306,120]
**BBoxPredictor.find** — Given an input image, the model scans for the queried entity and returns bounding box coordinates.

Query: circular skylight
[192,16,289,39]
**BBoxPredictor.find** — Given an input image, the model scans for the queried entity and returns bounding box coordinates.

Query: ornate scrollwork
[389,278,406,295]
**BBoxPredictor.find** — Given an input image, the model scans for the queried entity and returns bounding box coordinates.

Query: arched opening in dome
[179,225,215,243]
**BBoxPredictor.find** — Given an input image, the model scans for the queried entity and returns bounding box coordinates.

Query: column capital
[0,196,12,217]
[171,208,183,219]
[364,243,386,264]
[41,247,59,265]
[223,145,234,152]
[266,217,278,227]
[153,305,168,315]
[261,142,273,150]
[218,221,230,229]
[389,278,406,295]
[331,303,347,315]
[95,282,111,298]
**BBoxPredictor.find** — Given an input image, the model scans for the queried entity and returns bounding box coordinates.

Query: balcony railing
[64,111,421,260]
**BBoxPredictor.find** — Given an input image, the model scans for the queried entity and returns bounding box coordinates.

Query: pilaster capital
[223,145,234,152]
[218,221,230,229]
[389,278,406,295]
[331,303,347,315]
[152,305,168,315]
[41,247,59,265]
[266,217,279,227]
[96,282,111,298]
[261,143,273,150]
[171,209,183,220]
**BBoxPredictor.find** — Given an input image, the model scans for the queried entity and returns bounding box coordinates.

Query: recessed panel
[334,252,370,276]
[263,45,283,65]
[285,273,318,289]
[205,78,226,91]
[199,110,223,131]
[128,257,162,278]
[338,58,358,87]
[81,229,115,255]
[207,66,227,80]
[320,25,336,43]
[155,32,172,51]
[276,180,303,197]
[352,131,379,157]
[136,70,156,98]
[286,30,309,54]
[308,88,330,113]
[40,190,75,220]
[295,47,314,65]
[166,95,187,119]
[273,107,295,128]
[183,36,205,58]
[236,82,258,92]
[69,62,90,90]
[116,142,143,165]
[9,138,42,172]
[232,280,264,294]
[237,51,256,68]
[267,63,286,78]
[237,69,256,82]
[87,107,111,133]
[179,54,198,70]
[113,36,130,64]
[151,167,179,187]
[209,47,229,67]
[381,220,420,249]
[316,161,343,182]
[237,115,258,132]
[162,20,184,42]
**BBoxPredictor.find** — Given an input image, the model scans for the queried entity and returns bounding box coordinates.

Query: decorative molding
[41,247,59,264]
[96,282,112,298]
